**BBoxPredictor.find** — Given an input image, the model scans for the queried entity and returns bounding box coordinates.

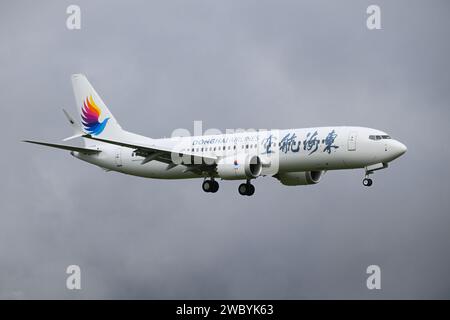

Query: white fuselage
[74,126,407,180]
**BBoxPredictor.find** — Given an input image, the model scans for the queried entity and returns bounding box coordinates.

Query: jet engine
[216,155,262,180]
[275,171,324,186]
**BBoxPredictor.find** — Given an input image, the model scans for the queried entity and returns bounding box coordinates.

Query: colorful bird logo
[81,95,109,135]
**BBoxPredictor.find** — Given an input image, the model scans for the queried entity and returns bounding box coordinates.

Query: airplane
[24,74,407,196]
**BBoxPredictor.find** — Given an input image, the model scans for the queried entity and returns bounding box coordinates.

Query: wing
[23,140,101,155]
[83,134,217,174]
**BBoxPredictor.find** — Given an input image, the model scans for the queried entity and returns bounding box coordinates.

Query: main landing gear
[238,181,255,196]
[202,179,219,193]
[201,179,256,196]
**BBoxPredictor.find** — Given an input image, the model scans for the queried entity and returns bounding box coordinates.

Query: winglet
[62,108,84,141]
[63,108,83,131]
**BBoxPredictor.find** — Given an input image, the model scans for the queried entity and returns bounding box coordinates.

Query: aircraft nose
[393,140,407,157]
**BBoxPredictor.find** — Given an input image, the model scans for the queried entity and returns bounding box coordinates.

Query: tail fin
[71,74,124,141]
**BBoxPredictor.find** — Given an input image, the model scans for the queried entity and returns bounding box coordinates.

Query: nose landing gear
[362,163,389,187]
[202,179,219,193]
[362,177,373,187]
[362,170,373,187]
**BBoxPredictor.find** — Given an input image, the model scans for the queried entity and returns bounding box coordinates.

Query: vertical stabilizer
[71,74,124,141]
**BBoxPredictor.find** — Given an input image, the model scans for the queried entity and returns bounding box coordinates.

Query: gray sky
[1,0,449,299]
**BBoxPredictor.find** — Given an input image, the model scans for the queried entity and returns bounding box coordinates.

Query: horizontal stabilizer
[63,133,84,142]
[23,140,100,155]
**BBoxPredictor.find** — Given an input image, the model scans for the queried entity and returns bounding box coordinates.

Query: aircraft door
[115,148,122,167]
[348,131,357,151]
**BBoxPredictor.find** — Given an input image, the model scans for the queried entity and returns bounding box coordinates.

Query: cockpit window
[369,135,391,140]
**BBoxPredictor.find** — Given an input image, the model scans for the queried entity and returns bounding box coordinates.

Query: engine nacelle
[217,155,262,180]
[276,171,324,186]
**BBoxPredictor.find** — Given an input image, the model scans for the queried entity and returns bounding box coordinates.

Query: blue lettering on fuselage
[280,133,300,153]
[323,130,339,154]
[191,129,339,155]
[303,131,320,155]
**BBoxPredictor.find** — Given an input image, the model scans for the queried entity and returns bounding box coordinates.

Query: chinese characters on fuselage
[262,129,339,155]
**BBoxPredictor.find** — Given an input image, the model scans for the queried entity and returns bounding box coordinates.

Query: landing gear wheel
[238,183,255,196]
[238,183,248,196]
[211,180,219,193]
[247,184,255,196]
[363,178,373,187]
[202,180,213,192]
[203,180,219,193]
